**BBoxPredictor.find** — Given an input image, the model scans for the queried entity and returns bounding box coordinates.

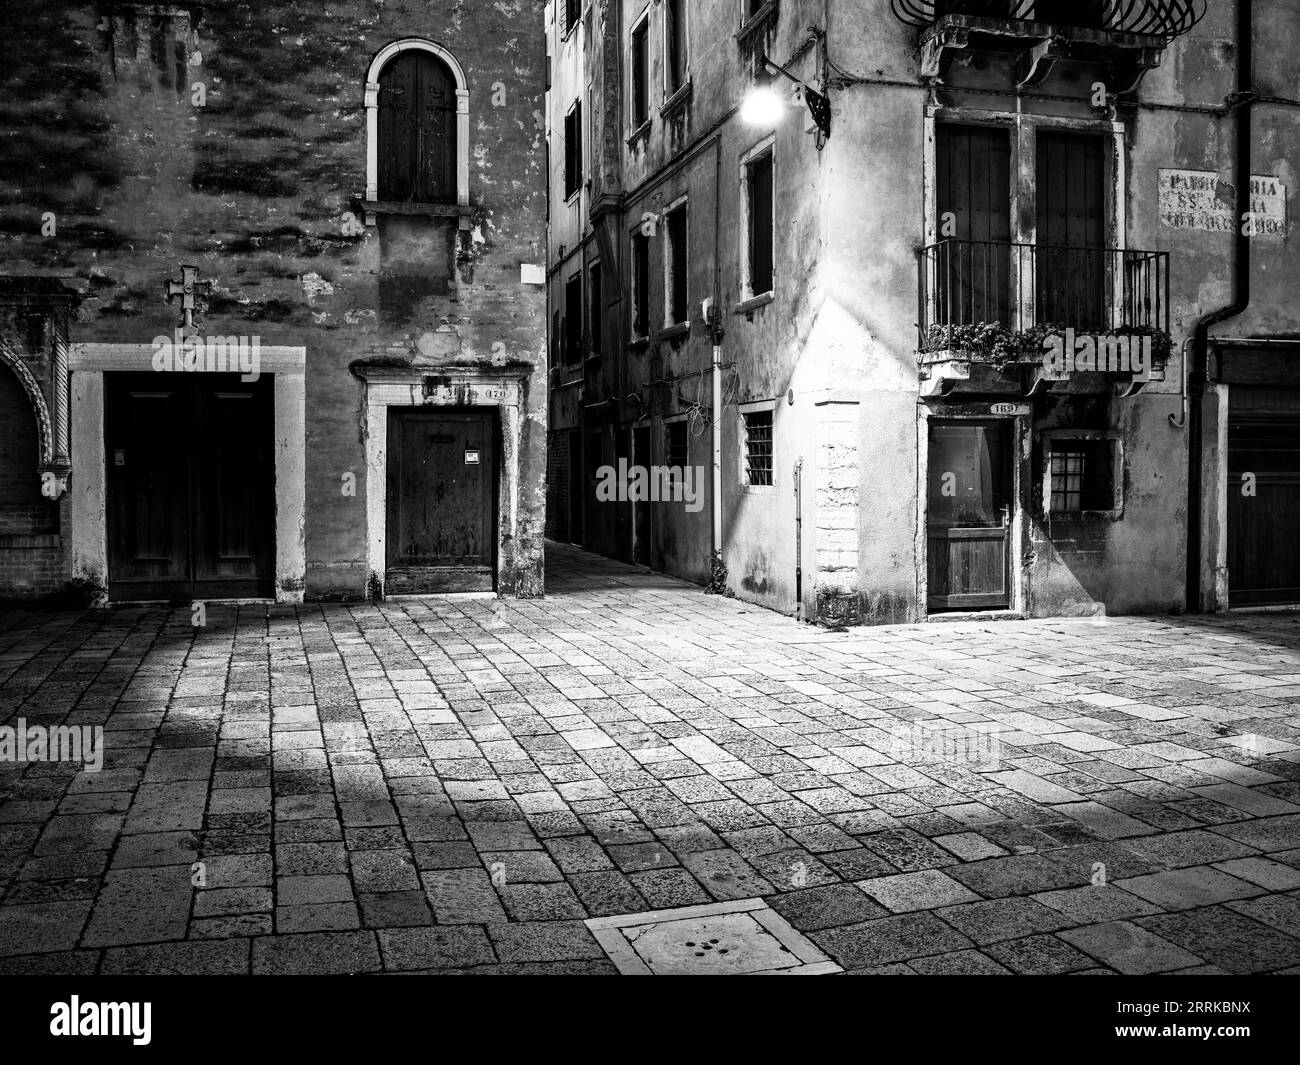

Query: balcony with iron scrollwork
[891,1,1208,87]
[916,239,1172,397]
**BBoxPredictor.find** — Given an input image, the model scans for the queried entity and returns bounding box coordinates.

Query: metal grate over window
[744,410,774,486]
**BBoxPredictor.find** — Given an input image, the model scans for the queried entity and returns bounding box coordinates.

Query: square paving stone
[422,869,508,923]
[358,890,434,927]
[193,887,272,918]
[566,871,647,917]
[101,939,249,975]
[933,832,1009,862]
[1114,867,1263,911]
[811,912,975,969]
[498,882,587,921]
[82,867,192,947]
[544,835,616,873]
[481,850,565,883]
[680,849,774,901]
[277,874,354,906]
[1058,921,1204,974]
[1135,907,1300,974]
[252,930,382,975]
[350,850,420,892]
[985,934,1099,975]
[765,884,889,932]
[945,853,1085,898]
[627,869,712,909]
[907,950,1012,975]
[377,926,496,971]
[934,896,1073,944]
[819,848,900,880]
[275,841,348,876]
[1211,856,1300,891]
[1226,894,1300,939]
[0,900,92,955]
[276,902,360,933]
[488,920,607,963]
[858,870,983,913]
[1131,829,1259,868]
[1030,884,1161,923]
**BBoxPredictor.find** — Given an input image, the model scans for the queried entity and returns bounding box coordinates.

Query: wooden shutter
[378,50,457,204]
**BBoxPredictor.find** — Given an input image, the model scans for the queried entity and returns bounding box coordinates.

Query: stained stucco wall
[0,0,548,600]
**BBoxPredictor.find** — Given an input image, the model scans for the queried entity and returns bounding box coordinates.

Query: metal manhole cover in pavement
[585,899,842,975]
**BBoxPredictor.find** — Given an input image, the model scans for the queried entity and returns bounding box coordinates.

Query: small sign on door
[114,449,126,467]
[465,450,481,465]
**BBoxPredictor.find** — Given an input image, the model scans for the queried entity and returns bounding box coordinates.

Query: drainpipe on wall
[1182,0,1255,613]
[711,334,723,574]
[794,458,804,621]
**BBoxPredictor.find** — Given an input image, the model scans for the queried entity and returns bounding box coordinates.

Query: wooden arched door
[377,50,457,204]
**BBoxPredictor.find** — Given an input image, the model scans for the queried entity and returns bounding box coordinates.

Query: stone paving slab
[1,542,1299,974]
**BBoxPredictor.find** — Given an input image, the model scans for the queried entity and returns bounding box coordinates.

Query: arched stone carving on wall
[0,338,63,495]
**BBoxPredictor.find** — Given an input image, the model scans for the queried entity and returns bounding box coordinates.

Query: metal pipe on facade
[1183,0,1254,613]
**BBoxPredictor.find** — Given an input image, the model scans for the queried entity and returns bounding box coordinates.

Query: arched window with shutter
[365,39,469,210]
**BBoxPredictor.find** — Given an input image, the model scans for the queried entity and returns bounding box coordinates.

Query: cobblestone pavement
[1,543,1299,975]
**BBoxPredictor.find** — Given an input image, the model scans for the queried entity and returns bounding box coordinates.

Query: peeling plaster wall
[0,0,548,600]
[551,0,1300,623]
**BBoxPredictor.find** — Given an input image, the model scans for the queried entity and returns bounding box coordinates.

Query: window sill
[656,322,690,342]
[737,1,779,44]
[741,483,776,493]
[360,199,473,220]
[627,120,652,148]
[628,336,650,351]
[1047,509,1125,522]
[564,189,582,207]
[660,81,693,118]
[734,291,774,315]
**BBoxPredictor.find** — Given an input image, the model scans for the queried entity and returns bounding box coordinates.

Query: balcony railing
[890,1,1207,40]
[918,239,1169,354]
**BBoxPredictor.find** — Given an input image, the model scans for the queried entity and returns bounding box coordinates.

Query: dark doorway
[633,425,651,566]
[927,420,1013,611]
[1228,388,1300,606]
[386,409,497,594]
[106,373,274,602]
[615,425,633,563]
[567,429,584,545]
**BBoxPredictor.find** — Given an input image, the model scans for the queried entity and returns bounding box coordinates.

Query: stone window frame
[1042,429,1126,519]
[365,38,471,208]
[922,104,1128,331]
[628,6,653,141]
[736,134,777,313]
[661,194,690,332]
[737,398,777,492]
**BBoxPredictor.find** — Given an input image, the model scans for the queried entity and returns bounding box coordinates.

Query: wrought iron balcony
[891,1,1207,39]
[894,1,1207,83]
[918,238,1169,354]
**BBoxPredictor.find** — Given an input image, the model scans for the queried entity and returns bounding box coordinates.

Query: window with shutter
[377,50,458,204]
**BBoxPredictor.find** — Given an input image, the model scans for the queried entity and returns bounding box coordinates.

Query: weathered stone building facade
[546,0,1300,623]
[1,0,547,604]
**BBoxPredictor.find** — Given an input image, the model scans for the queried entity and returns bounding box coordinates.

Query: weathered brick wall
[0,0,548,600]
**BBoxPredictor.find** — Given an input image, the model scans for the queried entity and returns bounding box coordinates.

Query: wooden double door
[386,409,498,594]
[106,373,275,601]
